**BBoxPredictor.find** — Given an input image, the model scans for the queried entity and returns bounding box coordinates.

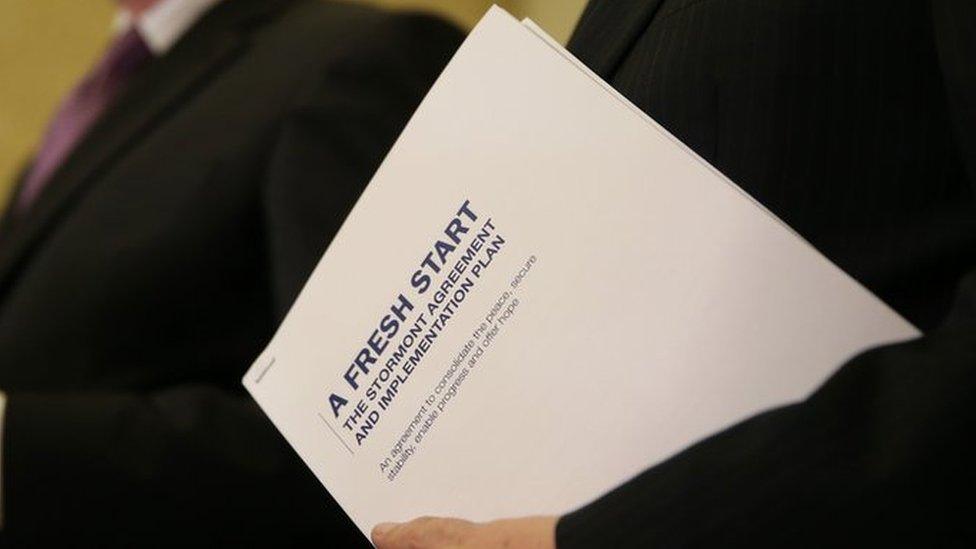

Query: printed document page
[244,6,918,539]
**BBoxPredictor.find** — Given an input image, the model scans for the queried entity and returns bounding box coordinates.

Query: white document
[244,6,918,539]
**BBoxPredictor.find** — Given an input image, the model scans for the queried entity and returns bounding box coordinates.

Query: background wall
[0,0,588,202]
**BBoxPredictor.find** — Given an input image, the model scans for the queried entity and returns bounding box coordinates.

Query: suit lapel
[0,0,291,295]
[568,0,667,79]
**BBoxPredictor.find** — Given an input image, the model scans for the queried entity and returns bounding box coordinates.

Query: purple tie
[16,28,153,213]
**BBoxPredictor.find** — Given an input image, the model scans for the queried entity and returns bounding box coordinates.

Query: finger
[372,517,471,549]
[371,522,399,548]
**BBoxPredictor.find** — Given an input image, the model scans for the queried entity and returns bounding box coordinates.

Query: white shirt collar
[114,0,224,55]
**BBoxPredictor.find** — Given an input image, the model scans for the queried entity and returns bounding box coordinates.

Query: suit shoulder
[269,0,464,61]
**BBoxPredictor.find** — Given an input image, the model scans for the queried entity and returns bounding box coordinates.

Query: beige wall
[0,0,587,201]
[0,1,116,198]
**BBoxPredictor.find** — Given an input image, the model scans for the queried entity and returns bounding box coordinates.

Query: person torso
[570,0,976,331]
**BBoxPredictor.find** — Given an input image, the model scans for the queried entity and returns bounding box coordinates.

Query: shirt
[115,0,224,55]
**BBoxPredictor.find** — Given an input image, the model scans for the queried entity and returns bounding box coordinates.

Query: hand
[371,515,558,549]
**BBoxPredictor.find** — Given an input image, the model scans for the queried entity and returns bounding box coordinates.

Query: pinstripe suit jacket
[558,1,975,546]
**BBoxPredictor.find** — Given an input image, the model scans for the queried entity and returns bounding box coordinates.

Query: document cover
[243,7,918,538]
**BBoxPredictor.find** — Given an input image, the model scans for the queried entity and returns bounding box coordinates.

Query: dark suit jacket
[559,0,975,546]
[0,0,460,545]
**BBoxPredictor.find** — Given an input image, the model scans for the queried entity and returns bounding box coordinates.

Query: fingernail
[372,522,397,538]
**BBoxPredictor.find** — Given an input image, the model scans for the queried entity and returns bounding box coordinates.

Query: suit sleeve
[558,273,976,547]
[557,3,976,546]
[0,14,461,545]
